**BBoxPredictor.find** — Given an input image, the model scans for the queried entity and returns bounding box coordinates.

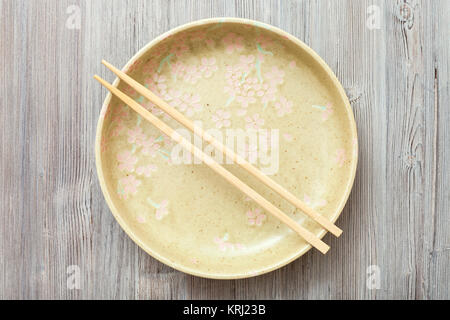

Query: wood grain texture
[0,0,448,299]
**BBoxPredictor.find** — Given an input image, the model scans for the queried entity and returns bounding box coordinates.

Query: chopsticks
[94,63,338,254]
[101,60,342,238]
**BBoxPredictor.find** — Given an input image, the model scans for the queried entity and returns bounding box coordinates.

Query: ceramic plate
[95,18,358,279]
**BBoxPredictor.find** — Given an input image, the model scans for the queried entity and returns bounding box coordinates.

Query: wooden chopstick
[101,60,342,237]
[94,75,330,254]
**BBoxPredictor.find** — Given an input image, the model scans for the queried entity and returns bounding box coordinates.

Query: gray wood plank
[0,0,448,299]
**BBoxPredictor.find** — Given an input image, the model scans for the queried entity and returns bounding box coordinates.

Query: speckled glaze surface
[95,18,358,279]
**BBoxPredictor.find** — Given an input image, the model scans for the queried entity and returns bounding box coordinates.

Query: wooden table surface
[1,0,449,300]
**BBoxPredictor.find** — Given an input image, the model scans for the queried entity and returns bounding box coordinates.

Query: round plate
[95,18,358,279]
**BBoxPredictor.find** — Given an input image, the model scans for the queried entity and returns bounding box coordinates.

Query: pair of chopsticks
[95,60,342,254]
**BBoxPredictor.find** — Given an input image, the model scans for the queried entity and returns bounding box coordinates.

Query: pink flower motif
[240,54,255,65]
[283,133,293,142]
[111,122,125,137]
[124,86,137,97]
[170,61,186,79]
[238,55,255,73]
[141,137,161,157]
[151,43,169,59]
[256,34,274,49]
[155,200,169,220]
[236,93,257,109]
[177,93,202,117]
[213,235,245,251]
[161,133,175,148]
[264,66,285,86]
[212,109,231,129]
[222,32,244,54]
[247,208,266,226]
[136,164,157,177]
[274,96,293,117]
[189,30,206,41]
[304,194,327,208]
[143,101,169,120]
[170,41,189,57]
[127,126,146,145]
[142,60,157,75]
[335,149,346,167]
[127,60,141,73]
[117,150,138,172]
[245,114,265,130]
[166,89,183,106]
[259,86,277,105]
[322,103,334,121]
[205,38,215,48]
[200,57,218,78]
[136,215,146,223]
[289,60,296,68]
[214,237,230,251]
[100,136,108,154]
[224,80,241,97]
[145,74,167,93]
[118,175,141,199]
[111,105,129,122]
[183,65,202,84]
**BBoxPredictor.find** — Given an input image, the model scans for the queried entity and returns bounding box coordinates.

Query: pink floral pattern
[283,133,293,142]
[147,198,170,220]
[127,126,146,145]
[183,65,202,84]
[256,34,274,49]
[245,113,265,130]
[322,103,334,121]
[168,91,202,117]
[274,96,293,117]
[246,208,266,226]
[136,164,157,177]
[335,149,346,167]
[214,234,244,251]
[117,150,138,172]
[141,137,161,157]
[145,74,167,94]
[313,103,334,121]
[118,175,141,199]
[212,109,231,129]
[142,60,158,75]
[170,41,189,57]
[200,57,218,78]
[222,32,244,54]
[127,60,142,73]
[189,30,206,42]
[304,194,327,208]
[103,24,351,257]
[155,200,169,220]
[264,66,285,86]
[170,61,186,80]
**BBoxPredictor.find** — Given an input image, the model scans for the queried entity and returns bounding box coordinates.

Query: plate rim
[95,17,358,279]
